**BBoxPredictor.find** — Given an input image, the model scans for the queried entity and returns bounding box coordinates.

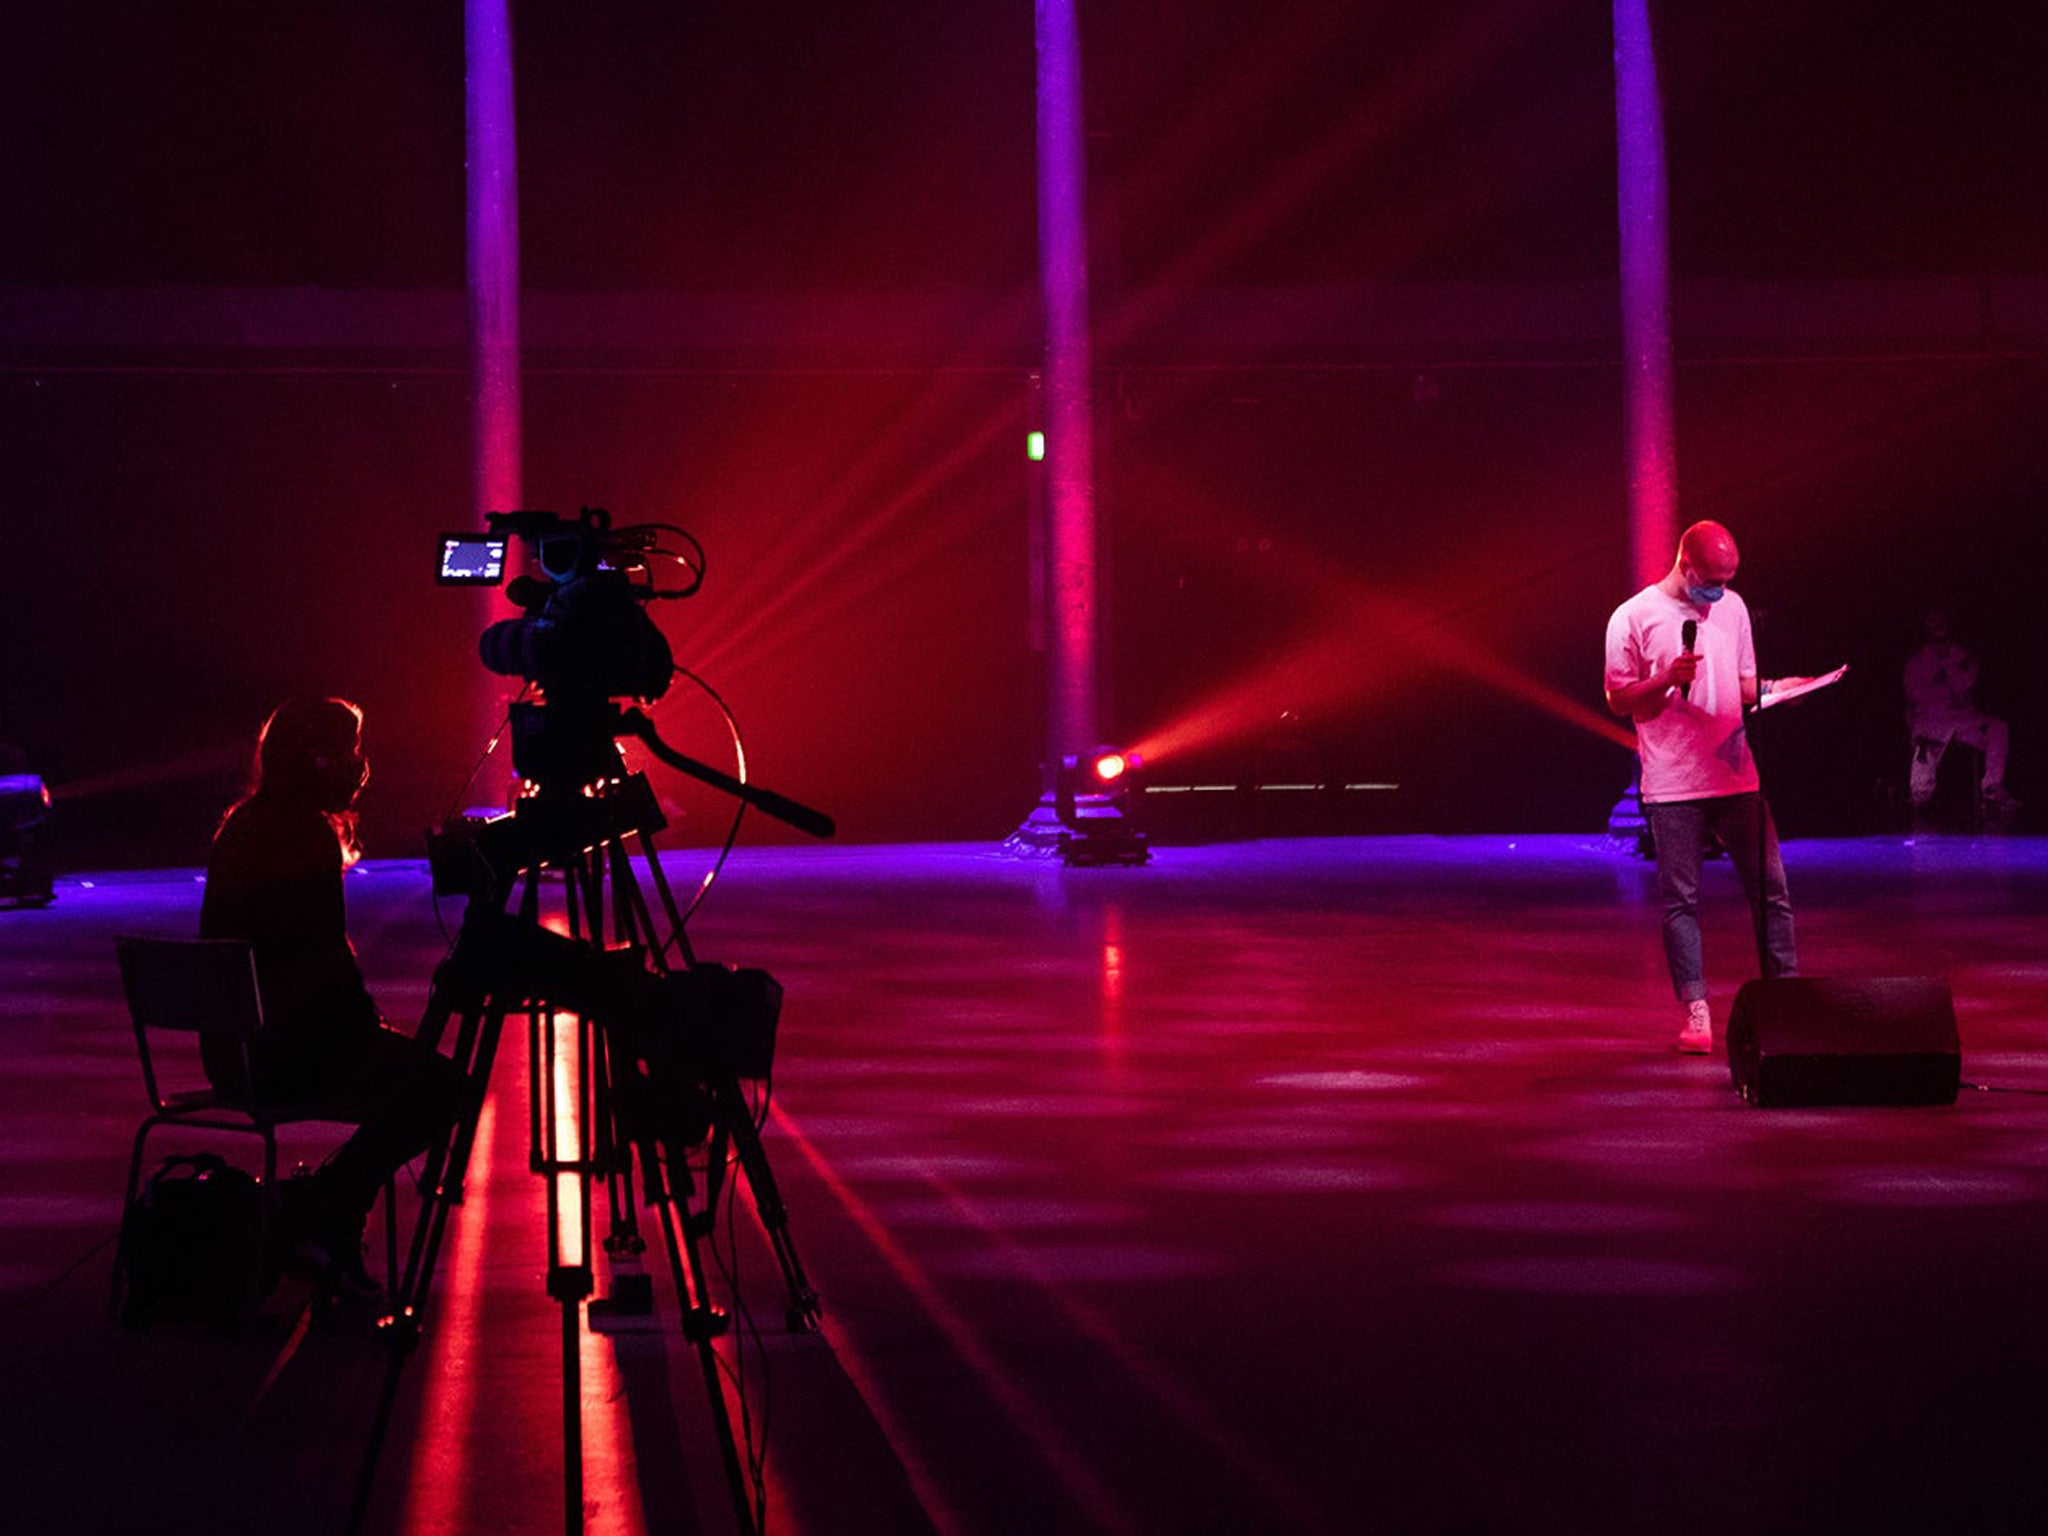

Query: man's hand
[1606,651,1704,718]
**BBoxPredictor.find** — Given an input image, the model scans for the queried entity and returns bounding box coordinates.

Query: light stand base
[1003,792,1150,866]
[1003,796,1071,856]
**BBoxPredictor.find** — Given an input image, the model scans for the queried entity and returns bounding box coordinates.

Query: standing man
[1604,521,1812,1053]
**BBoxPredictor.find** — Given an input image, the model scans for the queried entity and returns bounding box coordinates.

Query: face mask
[1685,577,1726,606]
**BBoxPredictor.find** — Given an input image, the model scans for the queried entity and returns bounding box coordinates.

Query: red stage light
[1049,747,1149,865]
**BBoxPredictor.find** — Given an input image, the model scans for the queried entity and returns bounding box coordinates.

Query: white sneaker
[1677,998,1712,1054]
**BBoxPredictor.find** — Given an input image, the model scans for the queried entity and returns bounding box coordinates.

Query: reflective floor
[5,833,2048,1535]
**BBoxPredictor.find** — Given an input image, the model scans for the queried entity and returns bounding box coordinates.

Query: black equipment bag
[119,1152,264,1331]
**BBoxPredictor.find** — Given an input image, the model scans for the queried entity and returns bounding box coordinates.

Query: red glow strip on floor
[552,1020,586,1269]
[553,1023,645,1536]
[767,1103,1142,1536]
[576,1339,642,1536]
[1100,920,1129,1074]
[399,1095,497,1536]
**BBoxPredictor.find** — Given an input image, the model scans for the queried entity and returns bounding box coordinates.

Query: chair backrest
[116,936,265,1039]
[116,935,269,1114]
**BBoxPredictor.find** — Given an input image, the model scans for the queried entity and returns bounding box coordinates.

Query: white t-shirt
[1604,583,1758,803]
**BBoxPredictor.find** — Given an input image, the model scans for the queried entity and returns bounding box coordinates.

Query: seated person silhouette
[200,696,460,1290]
[1903,607,2018,819]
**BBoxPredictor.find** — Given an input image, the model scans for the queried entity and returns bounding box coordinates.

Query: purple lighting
[467,0,522,797]
[1613,0,1677,589]
[466,0,521,518]
[1036,0,1099,765]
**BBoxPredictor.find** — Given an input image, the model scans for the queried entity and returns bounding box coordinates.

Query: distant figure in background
[201,696,459,1289]
[1903,607,2017,818]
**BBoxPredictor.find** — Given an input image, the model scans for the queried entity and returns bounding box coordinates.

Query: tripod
[349,731,829,1536]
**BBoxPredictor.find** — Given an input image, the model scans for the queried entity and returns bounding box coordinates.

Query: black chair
[110,934,397,1315]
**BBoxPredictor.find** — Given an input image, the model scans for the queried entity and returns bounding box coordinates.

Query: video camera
[438,507,705,790]
[439,506,704,701]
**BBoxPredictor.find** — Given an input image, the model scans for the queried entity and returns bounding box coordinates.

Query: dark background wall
[3,3,2044,868]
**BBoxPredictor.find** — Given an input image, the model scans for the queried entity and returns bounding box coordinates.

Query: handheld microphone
[1679,618,1698,700]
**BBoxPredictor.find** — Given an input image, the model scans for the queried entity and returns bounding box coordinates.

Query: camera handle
[617,707,836,840]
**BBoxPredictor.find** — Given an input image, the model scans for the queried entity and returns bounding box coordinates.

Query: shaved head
[1677,521,1739,583]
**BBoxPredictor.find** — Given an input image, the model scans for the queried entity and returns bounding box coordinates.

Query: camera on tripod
[425,503,825,1111]
[429,505,784,1100]
[370,507,826,1536]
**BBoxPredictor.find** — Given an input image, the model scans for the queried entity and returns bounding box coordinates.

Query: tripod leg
[395,991,510,1317]
[568,851,651,1301]
[713,1076,823,1333]
[586,1025,653,1319]
[633,1114,763,1536]
[629,826,697,967]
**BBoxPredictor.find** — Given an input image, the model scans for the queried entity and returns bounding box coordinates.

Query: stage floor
[5,833,2048,1535]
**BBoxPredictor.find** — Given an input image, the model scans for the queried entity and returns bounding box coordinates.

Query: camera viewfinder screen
[438,535,508,585]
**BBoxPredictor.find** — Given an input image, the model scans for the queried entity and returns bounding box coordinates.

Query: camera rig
[351,510,833,1536]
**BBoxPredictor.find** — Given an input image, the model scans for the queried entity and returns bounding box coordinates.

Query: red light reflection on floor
[1100,907,1129,1073]
[769,1103,1137,1536]
[395,1017,643,1536]
[554,1024,643,1536]
[399,1097,497,1535]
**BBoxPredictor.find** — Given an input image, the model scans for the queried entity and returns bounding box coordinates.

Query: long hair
[225,696,368,864]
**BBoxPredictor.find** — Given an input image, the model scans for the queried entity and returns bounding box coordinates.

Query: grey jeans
[1645,793,1798,1002]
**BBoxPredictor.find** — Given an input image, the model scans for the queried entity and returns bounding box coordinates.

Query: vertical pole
[1036,0,1098,766]
[467,0,521,801]
[1613,0,1676,588]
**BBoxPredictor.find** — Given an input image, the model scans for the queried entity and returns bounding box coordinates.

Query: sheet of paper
[1757,664,1849,710]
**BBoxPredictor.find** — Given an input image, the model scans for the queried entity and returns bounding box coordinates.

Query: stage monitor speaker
[1727,977,1960,1107]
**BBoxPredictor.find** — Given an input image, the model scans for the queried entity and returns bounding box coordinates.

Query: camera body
[479,566,674,706]
[472,507,676,702]
[441,508,690,791]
